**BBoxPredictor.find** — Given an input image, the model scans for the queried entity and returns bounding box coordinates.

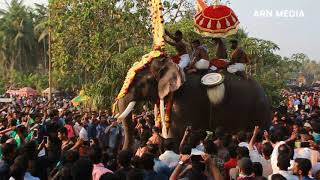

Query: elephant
[113,52,271,150]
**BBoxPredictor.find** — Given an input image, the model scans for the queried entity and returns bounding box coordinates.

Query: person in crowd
[89,146,113,180]
[269,154,299,180]
[146,143,171,177]
[293,158,315,180]
[159,138,180,170]
[164,30,190,70]
[71,158,93,180]
[115,150,133,180]
[237,157,254,180]
[58,127,74,153]
[104,117,122,156]
[249,126,273,177]
[0,143,16,180]
[141,153,167,180]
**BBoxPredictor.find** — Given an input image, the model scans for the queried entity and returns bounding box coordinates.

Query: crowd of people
[0,89,319,180]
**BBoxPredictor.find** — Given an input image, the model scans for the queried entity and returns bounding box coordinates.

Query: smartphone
[301,141,310,148]
[33,129,38,138]
[43,136,49,143]
[187,126,192,131]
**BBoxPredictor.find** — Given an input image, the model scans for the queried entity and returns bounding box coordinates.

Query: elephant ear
[158,61,184,99]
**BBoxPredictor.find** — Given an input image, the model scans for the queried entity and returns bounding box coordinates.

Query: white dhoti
[178,54,190,69]
[195,59,210,70]
[227,63,245,73]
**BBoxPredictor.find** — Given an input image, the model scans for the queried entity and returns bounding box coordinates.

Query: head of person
[1,143,16,162]
[262,142,273,159]
[146,144,160,157]
[238,157,253,176]
[252,162,263,177]
[204,140,218,155]
[236,146,250,159]
[278,144,293,159]
[58,127,68,141]
[100,173,121,180]
[10,163,25,180]
[271,174,286,180]
[117,150,133,168]
[191,40,201,49]
[152,126,161,135]
[109,117,118,126]
[71,158,93,180]
[230,39,238,49]
[293,158,312,177]
[131,156,142,169]
[16,125,27,139]
[175,30,183,41]
[277,154,291,171]
[140,153,155,171]
[163,138,175,151]
[228,146,237,159]
[127,168,145,180]
[88,146,102,164]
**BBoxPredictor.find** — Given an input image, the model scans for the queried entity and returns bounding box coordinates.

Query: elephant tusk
[114,113,120,118]
[160,99,168,138]
[118,101,136,120]
[154,104,158,122]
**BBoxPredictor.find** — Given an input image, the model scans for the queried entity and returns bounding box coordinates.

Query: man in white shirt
[159,139,180,169]
[268,154,299,180]
[249,126,273,177]
[270,128,297,174]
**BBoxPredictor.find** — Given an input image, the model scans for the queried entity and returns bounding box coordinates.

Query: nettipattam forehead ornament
[194,0,240,38]
[116,50,166,100]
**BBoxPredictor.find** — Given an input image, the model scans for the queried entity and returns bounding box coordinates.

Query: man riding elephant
[228,39,249,76]
[164,30,190,70]
[187,40,211,73]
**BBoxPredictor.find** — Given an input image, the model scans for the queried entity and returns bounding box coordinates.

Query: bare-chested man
[227,39,248,74]
[187,40,210,73]
[164,30,190,69]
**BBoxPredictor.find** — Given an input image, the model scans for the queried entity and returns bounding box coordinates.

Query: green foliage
[9,70,48,91]
[50,0,153,109]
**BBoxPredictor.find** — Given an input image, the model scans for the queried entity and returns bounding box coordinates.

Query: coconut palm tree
[0,0,36,72]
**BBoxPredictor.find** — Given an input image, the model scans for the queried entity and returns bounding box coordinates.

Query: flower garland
[116,50,162,100]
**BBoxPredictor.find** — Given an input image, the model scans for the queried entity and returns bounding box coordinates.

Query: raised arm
[164,38,177,46]
[201,154,223,180]
[165,29,177,41]
[179,127,191,153]
[170,154,190,180]
[249,126,259,151]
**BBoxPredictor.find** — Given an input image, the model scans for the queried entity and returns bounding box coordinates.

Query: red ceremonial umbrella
[194,4,240,38]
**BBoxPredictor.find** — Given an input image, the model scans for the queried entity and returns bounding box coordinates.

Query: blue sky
[1,0,319,61]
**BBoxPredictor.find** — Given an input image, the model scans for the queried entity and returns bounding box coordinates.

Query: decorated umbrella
[194,0,240,38]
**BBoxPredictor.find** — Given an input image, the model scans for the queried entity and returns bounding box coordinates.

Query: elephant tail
[207,83,225,105]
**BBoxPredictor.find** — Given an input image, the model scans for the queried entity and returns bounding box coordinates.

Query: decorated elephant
[113,50,271,150]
